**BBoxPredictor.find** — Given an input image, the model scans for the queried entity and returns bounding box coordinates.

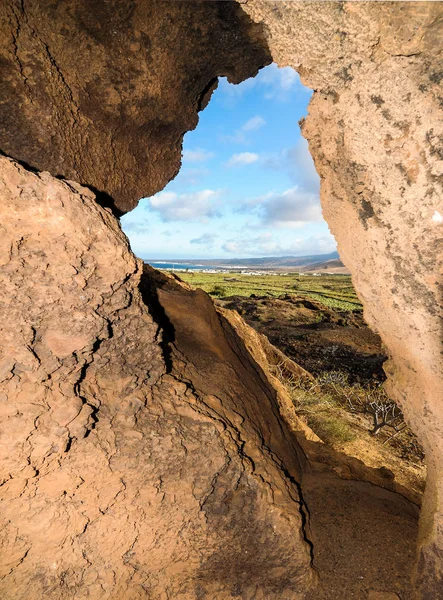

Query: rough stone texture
[368,593,400,600]
[147,268,421,600]
[0,156,423,599]
[240,2,443,596]
[0,156,315,598]
[1,0,442,597]
[0,0,270,213]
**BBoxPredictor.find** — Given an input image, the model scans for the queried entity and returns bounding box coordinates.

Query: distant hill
[302,257,350,274]
[180,251,340,268]
[145,251,350,273]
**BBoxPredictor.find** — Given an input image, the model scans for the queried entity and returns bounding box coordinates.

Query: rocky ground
[218,294,386,383]
[216,293,426,496]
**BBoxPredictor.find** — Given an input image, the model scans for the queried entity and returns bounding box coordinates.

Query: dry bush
[271,364,424,460]
[271,364,356,445]
[317,371,406,438]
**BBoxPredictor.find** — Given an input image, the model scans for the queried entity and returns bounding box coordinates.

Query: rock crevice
[1,1,442,596]
[0,156,422,598]
[0,157,315,598]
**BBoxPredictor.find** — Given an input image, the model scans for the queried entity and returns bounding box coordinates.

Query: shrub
[317,370,406,436]
[210,284,227,297]
[286,380,356,445]
[271,364,413,450]
[306,413,356,445]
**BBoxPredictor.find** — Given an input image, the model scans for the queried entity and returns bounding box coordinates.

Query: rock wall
[240,1,443,596]
[0,0,270,213]
[0,0,442,597]
[0,156,422,599]
[0,156,315,599]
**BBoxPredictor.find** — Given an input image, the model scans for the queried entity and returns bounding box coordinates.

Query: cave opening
[120,63,425,497]
[1,1,440,594]
[120,63,328,263]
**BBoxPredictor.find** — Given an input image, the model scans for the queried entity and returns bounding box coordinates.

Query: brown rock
[368,592,400,600]
[0,0,270,213]
[240,2,443,596]
[1,1,442,597]
[0,156,314,598]
[0,156,422,599]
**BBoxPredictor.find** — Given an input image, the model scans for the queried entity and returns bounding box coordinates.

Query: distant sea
[147,261,220,271]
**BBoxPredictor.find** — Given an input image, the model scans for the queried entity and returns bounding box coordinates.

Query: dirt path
[303,472,418,599]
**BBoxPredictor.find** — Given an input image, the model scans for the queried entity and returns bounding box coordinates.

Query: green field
[176,271,362,311]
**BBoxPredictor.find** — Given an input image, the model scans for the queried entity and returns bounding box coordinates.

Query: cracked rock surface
[1,0,442,596]
[0,156,314,599]
[0,0,270,213]
[0,157,421,598]
[240,2,443,595]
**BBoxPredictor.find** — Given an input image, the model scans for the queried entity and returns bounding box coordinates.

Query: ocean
[146,261,220,271]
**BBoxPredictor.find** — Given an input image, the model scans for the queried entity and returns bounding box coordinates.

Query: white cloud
[217,76,257,103]
[258,64,302,101]
[161,229,182,237]
[286,138,319,193]
[263,138,320,194]
[227,152,260,167]
[175,167,209,186]
[239,186,322,228]
[222,131,246,145]
[182,148,214,163]
[190,233,218,247]
[148,189,222,222]
[222,233,274,255]
[222,115,266,144]
[222,233,336,257]
[121,220,150,235]
[242,115,266,132]
[266,66,298,91]
[280,68,299,91]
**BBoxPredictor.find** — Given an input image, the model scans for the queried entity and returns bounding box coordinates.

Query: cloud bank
[239,186,323,228]
[190,233,218,247]
[148,189,222,222]
[182,148,214,163]
[227,152,260,167]
[222,233,336,257]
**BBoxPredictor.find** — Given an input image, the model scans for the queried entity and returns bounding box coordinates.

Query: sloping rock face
[0,158,421,598]
[0,156,314,598]
[0,0,270,213]
[240,2,443,596]
[0,0,442,596]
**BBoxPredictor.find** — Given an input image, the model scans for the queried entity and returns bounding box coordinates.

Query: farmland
[178,271,362,311]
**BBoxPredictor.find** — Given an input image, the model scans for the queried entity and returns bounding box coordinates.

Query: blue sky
[121,63,336,260]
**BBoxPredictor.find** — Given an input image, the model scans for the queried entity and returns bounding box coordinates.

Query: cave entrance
[121,63,424,495]
[121,63,329,262]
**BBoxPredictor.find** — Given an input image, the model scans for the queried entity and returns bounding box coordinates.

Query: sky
[121,63,337,260]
